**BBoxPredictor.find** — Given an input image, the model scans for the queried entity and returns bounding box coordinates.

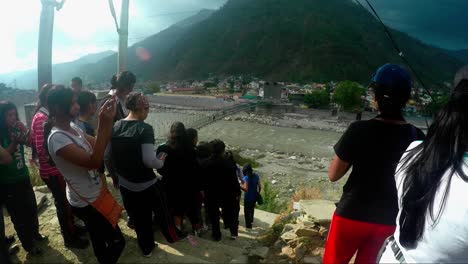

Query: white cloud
[0,0,226,74]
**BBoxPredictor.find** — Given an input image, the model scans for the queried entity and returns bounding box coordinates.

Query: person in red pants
[323,64,425,263]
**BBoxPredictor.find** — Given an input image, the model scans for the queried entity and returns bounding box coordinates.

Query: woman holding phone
[45,86,125,264]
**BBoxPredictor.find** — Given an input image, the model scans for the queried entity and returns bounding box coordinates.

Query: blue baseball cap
[371,63,412,92]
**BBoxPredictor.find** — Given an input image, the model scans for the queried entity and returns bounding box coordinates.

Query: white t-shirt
[380,141,468,263]
[47,123,102,208]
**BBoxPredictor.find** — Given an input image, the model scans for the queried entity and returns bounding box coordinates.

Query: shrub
[333,81,365,111]
[257,181,286,214]
[304,90,330,108]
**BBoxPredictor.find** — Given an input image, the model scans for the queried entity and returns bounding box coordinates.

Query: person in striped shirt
[30,84,89,249]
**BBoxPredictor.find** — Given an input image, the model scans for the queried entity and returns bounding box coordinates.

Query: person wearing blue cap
[323,64,426,264]
[378,69,468,263]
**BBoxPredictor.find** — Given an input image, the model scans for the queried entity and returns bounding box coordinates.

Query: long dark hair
[35,83,54,113]
[0,101,18,140]
[110,71,136,92]
[398,79,468,248]
[168,122,190,150]
[43,85,74,160]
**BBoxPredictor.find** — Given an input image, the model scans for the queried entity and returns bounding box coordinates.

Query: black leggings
[42,175,76,242]
[120,181,180,252]
[0,180,40,251]
[72,205,125,264]
[0,207,12,264]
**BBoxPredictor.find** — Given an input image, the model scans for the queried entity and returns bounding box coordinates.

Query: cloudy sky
[0,0,467,74]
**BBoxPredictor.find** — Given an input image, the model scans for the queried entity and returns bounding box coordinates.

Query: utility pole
[108,0,129,73]
[37,0,64,90]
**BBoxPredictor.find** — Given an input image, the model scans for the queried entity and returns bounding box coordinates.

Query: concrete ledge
[298,199,336,224]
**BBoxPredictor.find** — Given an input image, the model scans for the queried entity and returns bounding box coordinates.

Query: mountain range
[1,0,466,90]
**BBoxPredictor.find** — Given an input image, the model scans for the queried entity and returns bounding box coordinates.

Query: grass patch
[231,150,260,168]
[257,181,287,214]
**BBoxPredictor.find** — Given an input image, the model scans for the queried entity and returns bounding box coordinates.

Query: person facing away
[156,122,199,237]
[105,92,181,257]
[242,163,261,229]
[45,85,125,264]
[75,91,97,136]
[70,77,83,95]
[31,84,89,249]
[100,71,136,228]
[185,127,205,234]
[0,101,47,256]
[205,139,241,241]
[378,78,468,263]
[100,71,136,123]
[322,64,426,264]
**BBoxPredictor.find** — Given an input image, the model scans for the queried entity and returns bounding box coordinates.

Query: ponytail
[42,85,74,166]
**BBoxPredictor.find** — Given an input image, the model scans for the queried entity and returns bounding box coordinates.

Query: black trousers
[244,200,256,228]
[0,207,12,264]
[120,181,179,253]
[72,205,125,264]
[42,175,76,242]
[208,194,239,239]
[0,180,40,251]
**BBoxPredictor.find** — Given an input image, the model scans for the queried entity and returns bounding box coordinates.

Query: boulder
[319,227,328,238]
[299,200,335,225]
[295,228,320,238]
[280,246,295,259]
[294,243,307,261]
[312,247,325,257]
[274,239,287,250]
[282,223,296,234]
[250,246,269,259]
[296,215,316,228]
[280,231,298,242]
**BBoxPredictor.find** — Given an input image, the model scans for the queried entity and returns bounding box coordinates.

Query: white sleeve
[49,132,74,155]
[141,143,164,169]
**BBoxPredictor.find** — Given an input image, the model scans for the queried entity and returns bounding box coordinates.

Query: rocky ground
[5,184,280,264]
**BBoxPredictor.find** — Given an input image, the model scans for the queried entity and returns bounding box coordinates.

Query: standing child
[242,164,261,229]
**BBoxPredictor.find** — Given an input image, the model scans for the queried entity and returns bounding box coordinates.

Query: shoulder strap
[49,129,105,204]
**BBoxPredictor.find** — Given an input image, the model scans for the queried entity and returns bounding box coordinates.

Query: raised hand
[99,96,117,126]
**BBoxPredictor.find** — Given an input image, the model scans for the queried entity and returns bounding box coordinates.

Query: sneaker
[143,243,157,258]
[8,244,20,255]
[212,234,222,242]
[73,225,88,236]
[230,235,238,240]
[65,237,89,249]
[26,247,42,256]
[127,217,135,230]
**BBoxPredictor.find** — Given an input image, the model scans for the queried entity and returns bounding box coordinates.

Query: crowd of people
[1,63,468,264]
[0,73,262,263]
